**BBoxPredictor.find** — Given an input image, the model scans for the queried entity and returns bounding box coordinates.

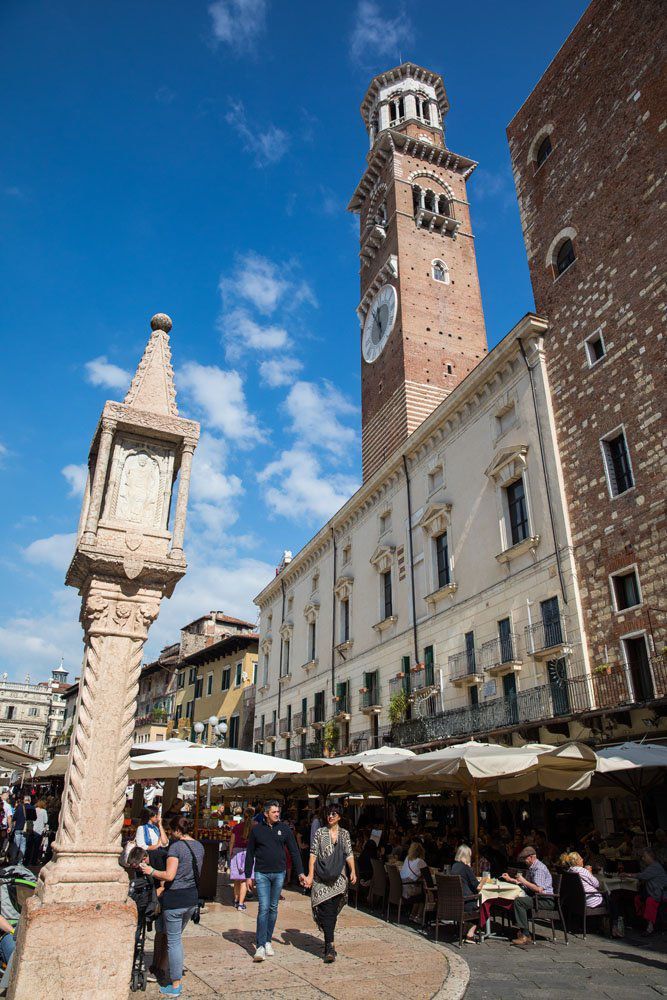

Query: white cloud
[23,532,76,573]
[225,100,289,167]
[220,252,290,315]
[61,463,87,497]
[179,362,265,447]
[0,590,83,680]
[222,308,289,361]
[259,448,358,523]
[188,432,244,538]
[0,442,8,466]
[284,380,358,457]
[84,355,131,391]
[208,0,267,52]
[349,1,413,64]
[259,357,303,388]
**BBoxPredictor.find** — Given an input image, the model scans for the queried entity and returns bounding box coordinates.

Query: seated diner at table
[400,841,433,923]
[564,851,605,908]
[451,844,486,941]
[501,844,554,946]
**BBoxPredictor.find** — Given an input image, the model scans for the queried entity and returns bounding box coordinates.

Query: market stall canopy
[0,744,42,771]
[291,746,422,796]
[32,755,69,778]
[128,745,306,780]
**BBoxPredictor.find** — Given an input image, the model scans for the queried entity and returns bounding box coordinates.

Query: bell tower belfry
[348,62,488,481]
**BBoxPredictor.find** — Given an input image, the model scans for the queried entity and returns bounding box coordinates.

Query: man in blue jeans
[245,800,305,961]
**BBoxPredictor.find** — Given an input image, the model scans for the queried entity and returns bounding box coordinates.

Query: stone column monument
[9,314,199,1000]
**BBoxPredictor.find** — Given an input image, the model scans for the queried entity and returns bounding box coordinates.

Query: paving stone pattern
[462,924,667,1000]
[140,884,455,1000]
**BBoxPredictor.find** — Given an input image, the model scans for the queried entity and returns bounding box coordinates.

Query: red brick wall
[359,149,487,480]
[507,0,667,665]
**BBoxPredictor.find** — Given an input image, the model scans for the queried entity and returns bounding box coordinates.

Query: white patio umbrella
[129,745,305,832]
[593,742,667,843]
[372,740,598,868]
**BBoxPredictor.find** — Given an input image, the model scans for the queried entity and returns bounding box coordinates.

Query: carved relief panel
[101,435,175,531]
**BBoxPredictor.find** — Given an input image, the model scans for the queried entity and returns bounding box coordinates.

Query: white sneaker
[265,943,275,957]
[253,946,265,962]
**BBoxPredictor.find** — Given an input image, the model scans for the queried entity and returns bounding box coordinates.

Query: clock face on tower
[362,283,397,364]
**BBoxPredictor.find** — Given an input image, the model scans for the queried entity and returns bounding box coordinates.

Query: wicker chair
[385,863,405,923]
[434,874,482,947]
[530,872,568,944]
[369,857,389,914]
[560,871,609,938]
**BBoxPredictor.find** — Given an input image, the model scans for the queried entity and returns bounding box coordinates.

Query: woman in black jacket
[451,844,482,942]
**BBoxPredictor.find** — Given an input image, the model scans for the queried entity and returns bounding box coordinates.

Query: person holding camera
[140,816,203,998]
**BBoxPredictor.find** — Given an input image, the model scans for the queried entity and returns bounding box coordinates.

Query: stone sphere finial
[150,312,172,333]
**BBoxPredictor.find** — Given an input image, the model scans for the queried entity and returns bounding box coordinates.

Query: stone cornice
[348,131,477,213]
[254,313,548,608]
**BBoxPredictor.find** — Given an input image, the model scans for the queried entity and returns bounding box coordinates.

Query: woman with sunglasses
[303,802,356,962]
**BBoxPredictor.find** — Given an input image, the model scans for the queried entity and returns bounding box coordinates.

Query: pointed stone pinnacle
[123,313,179,417]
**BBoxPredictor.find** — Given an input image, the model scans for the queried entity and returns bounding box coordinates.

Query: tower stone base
[8,893,136,1000]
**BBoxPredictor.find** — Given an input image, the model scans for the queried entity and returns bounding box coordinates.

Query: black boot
[324,943,336,963]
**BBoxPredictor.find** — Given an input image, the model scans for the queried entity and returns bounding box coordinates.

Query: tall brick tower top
[360,62,449,149]
[349,62,488,481]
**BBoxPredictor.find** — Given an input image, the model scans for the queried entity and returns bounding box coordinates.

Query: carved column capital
[81,583,161,643]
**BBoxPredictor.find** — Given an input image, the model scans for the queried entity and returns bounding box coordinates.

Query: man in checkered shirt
[502,845,555,945]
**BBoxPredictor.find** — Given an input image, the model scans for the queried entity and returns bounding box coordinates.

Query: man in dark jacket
[245,800,305,961]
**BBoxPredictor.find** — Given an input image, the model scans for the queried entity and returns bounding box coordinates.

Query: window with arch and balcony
[412,184,456,234]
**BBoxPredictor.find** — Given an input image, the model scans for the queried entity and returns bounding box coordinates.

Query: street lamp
[193,721,205,744]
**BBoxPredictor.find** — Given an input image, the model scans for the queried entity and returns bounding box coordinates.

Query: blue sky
[0,0,588,681]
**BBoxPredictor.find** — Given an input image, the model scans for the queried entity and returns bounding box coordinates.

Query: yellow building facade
[173,632,258,749]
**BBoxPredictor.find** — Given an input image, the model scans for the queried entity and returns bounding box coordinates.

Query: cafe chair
[369,857,389,914]
[530,872,568,944]
[560,872,610,938]
[434,874,482,947]
[384,863,405,923]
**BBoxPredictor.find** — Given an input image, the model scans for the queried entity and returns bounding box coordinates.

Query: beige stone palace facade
[253,38,666,757]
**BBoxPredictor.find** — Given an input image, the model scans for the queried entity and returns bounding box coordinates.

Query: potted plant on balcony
[322,720,340,757]
[358,686,368,694]
[593,662,613,676]
[388,689,409,725]
[410,661,424,674]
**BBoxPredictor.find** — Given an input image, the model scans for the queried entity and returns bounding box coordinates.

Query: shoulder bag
[182,840,202,923]
[314,832,347,884]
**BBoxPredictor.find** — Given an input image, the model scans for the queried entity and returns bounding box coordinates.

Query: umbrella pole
[471,785,480,876]
[194,768,201,837]
[638,795,650,846]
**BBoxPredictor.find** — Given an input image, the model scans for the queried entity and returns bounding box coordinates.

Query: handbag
[183,840,202,923]
[314,834,346,884]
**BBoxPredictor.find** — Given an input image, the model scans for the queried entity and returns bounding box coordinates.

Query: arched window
[432,260,449,283]
[535,134,552,168]
[412,185,422,214]
[424,189,436,212]
[416,95,431,123]
[375,201,387,226]
[389,97,405,125]
[555,238,576,276]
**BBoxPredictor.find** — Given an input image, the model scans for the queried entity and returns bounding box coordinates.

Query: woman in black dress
[451,844,482,942]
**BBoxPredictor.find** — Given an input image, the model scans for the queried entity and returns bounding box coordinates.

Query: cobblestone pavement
[460,921,667,1000]
[140,884,464,999]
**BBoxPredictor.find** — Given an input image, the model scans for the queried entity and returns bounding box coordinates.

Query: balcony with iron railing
[449,649,484,686]
[279,717,292,738]
[524,616,570,659]
[392,657,667,748]
[264,720,276,742]
[480,634,523,677]
[292,711,307,734]
[253,725,264,744]
[332,690,351,720]
[309,704,326,729]
[358,683,382,714]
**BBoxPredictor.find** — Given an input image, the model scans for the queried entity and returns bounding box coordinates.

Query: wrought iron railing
[292,711,307,732]
[264,720,276,740]
[309,704,326,727]
[449,649,482,681]
[359,685,382,711]
[480,634,521,670]
[524,616,568,654]
[253,726,264,743]
[332,691,351,715]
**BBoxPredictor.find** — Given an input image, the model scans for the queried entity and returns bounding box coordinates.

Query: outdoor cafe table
[480,879,524,904]
[600,875,639,893]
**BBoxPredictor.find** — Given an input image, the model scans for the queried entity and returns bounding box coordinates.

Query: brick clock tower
[348,63,488,481]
